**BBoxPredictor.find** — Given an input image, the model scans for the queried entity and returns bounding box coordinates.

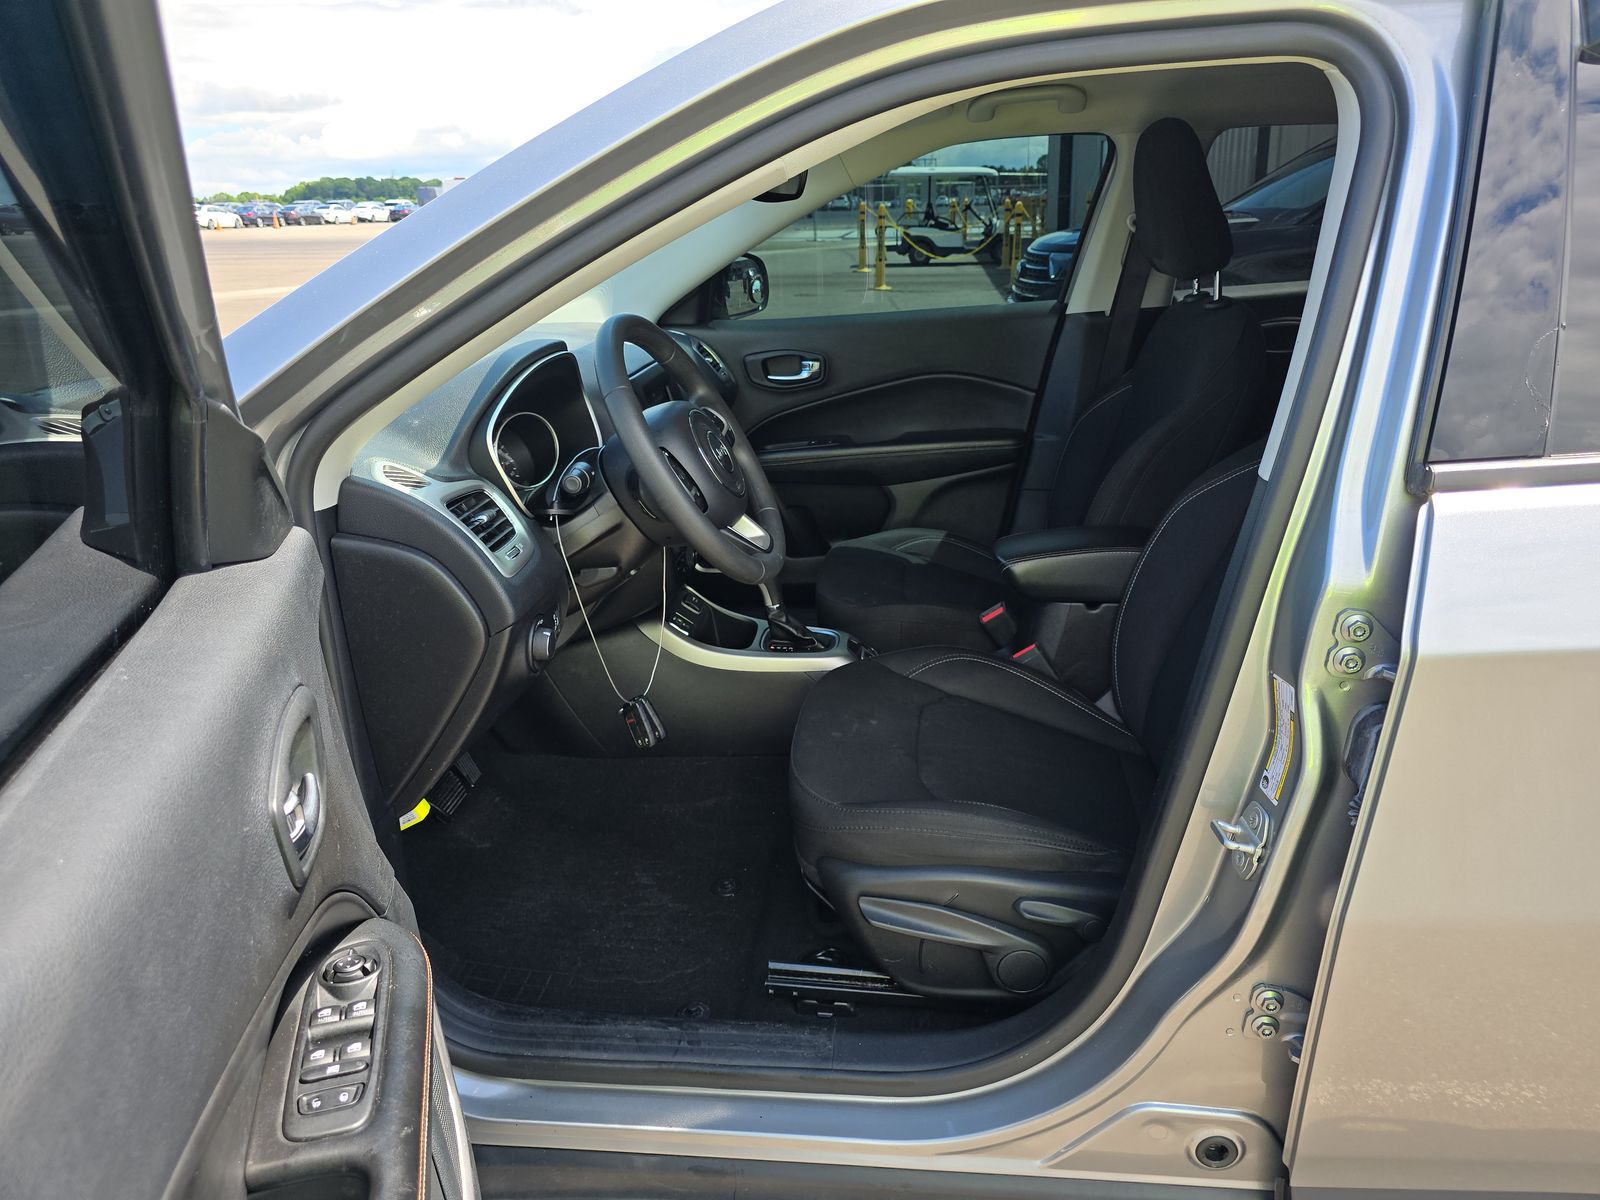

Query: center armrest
[993,526,1146,603]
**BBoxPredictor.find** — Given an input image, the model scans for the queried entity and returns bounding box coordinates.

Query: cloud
[157,0,781,195]
[189,83,335,117]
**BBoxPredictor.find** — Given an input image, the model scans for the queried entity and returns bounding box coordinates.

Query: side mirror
[720,253,769,319]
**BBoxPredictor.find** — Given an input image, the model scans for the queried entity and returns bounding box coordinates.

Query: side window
[0,169,109,585]
[1205,124,1337,288]
[748,133,1112,319]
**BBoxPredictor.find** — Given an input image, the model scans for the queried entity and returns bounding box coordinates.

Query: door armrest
[994,526,1145,603]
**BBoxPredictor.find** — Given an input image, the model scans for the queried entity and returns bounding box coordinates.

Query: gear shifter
[759,583,824,652]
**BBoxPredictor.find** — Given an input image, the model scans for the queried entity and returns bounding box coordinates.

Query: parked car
[352,200,390,223]
[385,199,416,220]
[5,3,1598,1200]
[193,203,242,229]
[279,201,325,226]
[316,202,357,225]
[230,202,274,228]
[1012,138,1336,302]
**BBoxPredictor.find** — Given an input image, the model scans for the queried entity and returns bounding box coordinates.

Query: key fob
[620,696,666,749]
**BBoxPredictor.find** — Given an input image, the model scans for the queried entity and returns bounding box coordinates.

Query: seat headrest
[1133,117,1232,281]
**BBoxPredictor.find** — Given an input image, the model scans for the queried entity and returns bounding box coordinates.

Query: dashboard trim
[371,460,533,579]
[482,350,604,516]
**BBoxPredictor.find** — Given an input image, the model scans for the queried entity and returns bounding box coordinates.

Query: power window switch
[343,998,375,1020]
[337,1036,372,1061]
[297,1083,364,1116]
[309,1004,341,1027]
[301,1043,336,1070]
[299,1058,369,1085]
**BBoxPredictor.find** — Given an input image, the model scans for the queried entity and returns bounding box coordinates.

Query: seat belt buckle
[1010,643,1058,680]
[979,601,1018,650]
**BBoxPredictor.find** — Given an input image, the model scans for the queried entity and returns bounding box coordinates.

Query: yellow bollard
[1011,204,1027,272]
[853,200,869,272]
[1001,198,1014,271]
[873,202,892,291]
[948,197,961,242]
[904,195,916,220]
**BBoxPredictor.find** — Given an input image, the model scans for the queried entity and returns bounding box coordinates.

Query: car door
[677,134,1114,559]
[0,3,475,1197]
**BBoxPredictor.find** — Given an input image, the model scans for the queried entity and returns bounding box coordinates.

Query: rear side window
[1429,0,1600,461]
[1206,124,1337,289]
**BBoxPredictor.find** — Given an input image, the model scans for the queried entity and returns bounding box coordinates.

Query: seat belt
[1095,221,1152,393]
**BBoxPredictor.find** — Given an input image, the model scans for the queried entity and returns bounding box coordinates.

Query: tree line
[197,175,442,204]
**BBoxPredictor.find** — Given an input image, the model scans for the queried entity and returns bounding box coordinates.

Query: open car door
[0,3,476,1196]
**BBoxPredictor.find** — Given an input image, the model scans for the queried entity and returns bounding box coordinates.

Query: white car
[352,201,390,223]
[193,203,241,230]
[316,203,357,225]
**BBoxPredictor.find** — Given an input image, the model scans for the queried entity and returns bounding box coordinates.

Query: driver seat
[789,445,1262,1000]
[814,117,1263,653]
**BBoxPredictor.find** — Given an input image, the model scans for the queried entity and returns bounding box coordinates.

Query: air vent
[690,338,733,385]
[446,490,516,552]
[33,414,82,438]
[379,462,429,490]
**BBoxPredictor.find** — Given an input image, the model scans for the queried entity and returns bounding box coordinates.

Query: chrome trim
[635,590,853,674]
[365,460,533,579]
[481,350,603,515]
[496,410,561,493]
[1427,454,1600,492]
[725,512,772,551]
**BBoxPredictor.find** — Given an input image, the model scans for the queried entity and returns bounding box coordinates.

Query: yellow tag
[398,798,431,830]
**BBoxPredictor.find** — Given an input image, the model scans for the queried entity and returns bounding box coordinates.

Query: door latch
[1211,799,1271,879]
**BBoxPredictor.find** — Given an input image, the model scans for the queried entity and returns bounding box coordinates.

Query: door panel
[0,531,412,1196]
[697,304,1057,548]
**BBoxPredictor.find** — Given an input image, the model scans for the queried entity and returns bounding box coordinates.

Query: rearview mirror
[720,254,769,319]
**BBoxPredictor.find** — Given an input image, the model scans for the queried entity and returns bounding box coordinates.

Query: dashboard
[331,333,730,814]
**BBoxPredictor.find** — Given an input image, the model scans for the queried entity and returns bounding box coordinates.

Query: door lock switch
[297,1083,365,1116]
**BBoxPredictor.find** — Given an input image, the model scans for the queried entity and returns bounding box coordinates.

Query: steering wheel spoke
[596,314,786,585]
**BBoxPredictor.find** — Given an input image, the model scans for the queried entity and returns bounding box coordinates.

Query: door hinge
[1242,982,1309,1065]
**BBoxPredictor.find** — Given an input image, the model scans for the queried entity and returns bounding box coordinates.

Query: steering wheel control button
[322,949,381,987]
[309,1004,341,1027]
[343,998,375,1020]
[297,1083,364,1116]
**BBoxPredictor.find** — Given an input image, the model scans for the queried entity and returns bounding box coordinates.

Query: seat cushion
[815,528,1005,652]
[790,646,1154,884]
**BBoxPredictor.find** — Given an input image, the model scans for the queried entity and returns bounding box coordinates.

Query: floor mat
[405,749,811,1021]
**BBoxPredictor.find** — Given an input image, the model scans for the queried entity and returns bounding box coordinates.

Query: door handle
[283,772,322,858]
[766,358,821,384]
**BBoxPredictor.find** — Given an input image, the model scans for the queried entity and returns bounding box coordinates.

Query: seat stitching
[1111,458,1261,710]
[1048,381,1133,496]
[792,766,1093,828]
[903,653,1134,741]
[999,547,1142,566]
[892,534,994,562]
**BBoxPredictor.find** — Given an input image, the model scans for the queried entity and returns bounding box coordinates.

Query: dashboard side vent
[33,414,82,438]
[446,490,515,552]
[379,462,429,490]
[690,338,734,386]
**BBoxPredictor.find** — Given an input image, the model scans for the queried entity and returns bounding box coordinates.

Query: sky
[157,0,781,196]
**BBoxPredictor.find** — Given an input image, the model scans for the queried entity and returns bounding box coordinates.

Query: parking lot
[197,210,1016,337]
[198,222,389,334]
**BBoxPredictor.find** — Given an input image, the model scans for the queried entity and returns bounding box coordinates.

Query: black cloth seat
[790,446,1263,994]
[816,117,1263,652]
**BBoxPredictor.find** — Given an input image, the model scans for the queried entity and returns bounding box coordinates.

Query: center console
[642,586,874,673]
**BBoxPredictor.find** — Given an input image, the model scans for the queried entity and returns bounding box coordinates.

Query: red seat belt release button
[979,601,1017,649]
[1010,643,1057,679]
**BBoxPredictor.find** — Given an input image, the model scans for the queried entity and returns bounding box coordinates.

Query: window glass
[1205,124,1336,288]
[747,134,1111,318]
[1547,33,1600,453]
[0,168,109,584]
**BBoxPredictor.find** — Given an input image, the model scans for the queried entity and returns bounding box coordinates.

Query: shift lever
[759,583,823,652]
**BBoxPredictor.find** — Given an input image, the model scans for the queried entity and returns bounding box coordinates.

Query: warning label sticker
[1259,674,1296,804]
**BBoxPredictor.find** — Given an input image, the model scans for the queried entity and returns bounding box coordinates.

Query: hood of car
[1025,228,1081,255]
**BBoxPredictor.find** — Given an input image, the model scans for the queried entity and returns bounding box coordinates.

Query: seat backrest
[1046,118,1264,532]
[1110,441,1263,771]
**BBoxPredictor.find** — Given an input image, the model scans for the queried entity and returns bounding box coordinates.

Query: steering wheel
[594,313,786,586]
